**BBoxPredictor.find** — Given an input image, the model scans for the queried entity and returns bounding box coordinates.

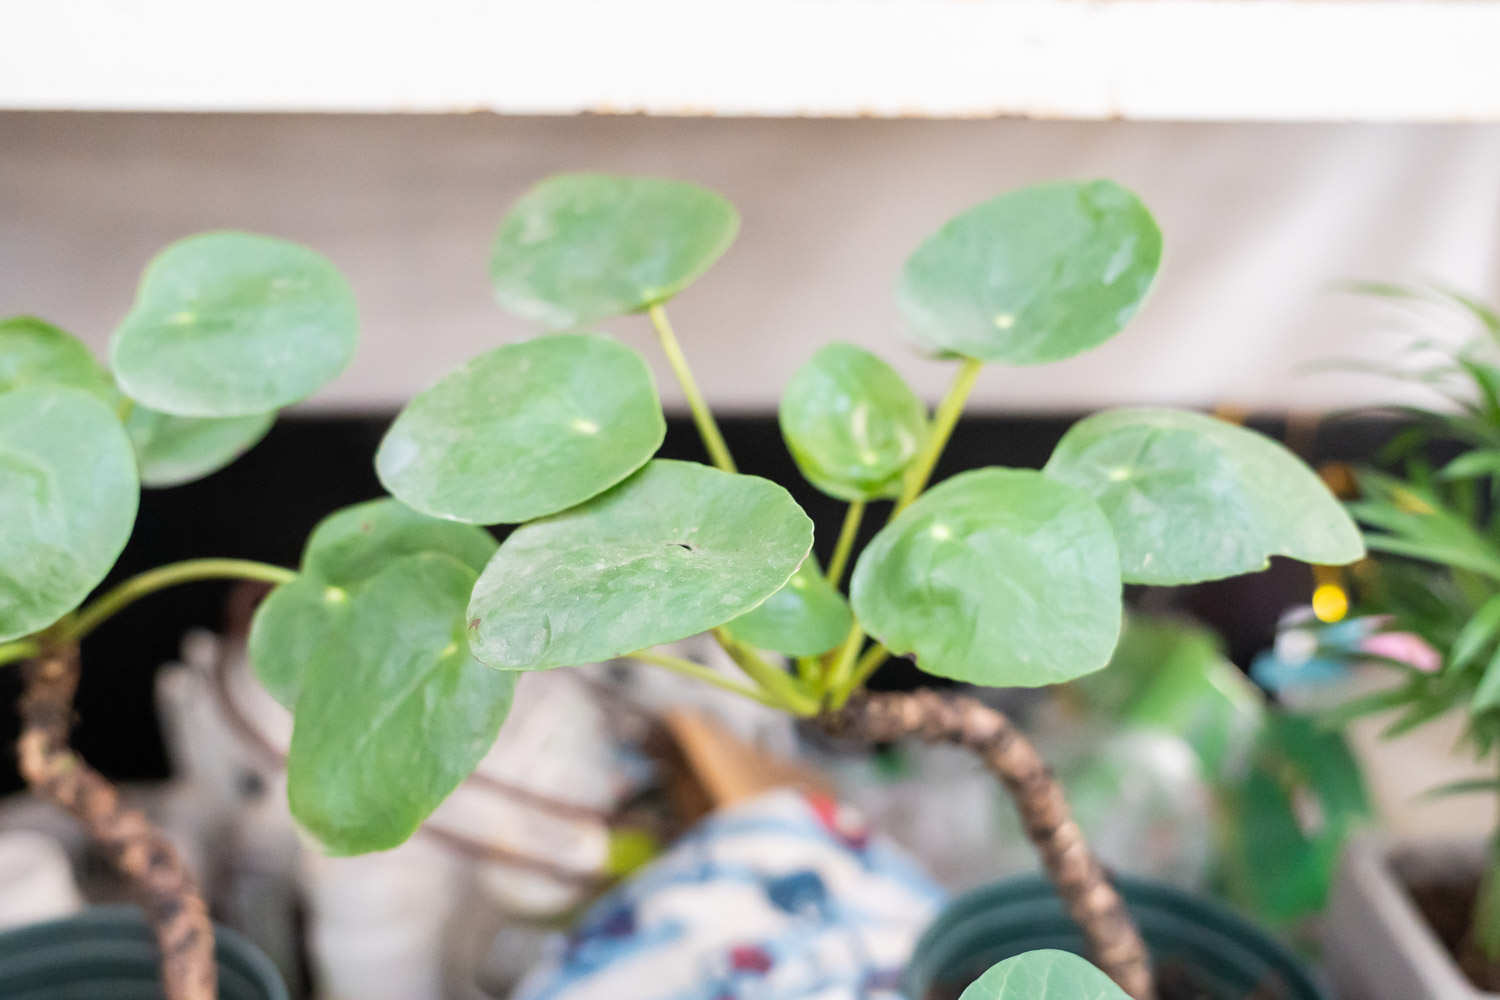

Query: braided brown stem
[824,688,1155,1000]
[16,645,217,1000]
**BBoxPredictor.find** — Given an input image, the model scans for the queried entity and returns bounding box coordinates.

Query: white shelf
[4,1,1499,121]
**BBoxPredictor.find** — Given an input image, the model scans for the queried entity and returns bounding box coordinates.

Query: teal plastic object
[0,906,287,1000]
[905,875,1326,1000]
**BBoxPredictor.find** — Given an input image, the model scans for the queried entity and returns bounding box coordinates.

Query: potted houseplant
[1319,286,1500,998]
[0,173,1363,1000]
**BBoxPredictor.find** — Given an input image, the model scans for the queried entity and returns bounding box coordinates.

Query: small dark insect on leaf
[468,617,481,631]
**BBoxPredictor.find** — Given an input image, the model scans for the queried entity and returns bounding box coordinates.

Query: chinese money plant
[0,174,1364,1000]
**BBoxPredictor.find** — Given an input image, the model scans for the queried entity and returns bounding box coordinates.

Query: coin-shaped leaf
[960,950,1129,1000]
[468,460,813,670]
[286,553,516,855]
[1044,408,1365,586]
[850,467,1122,688]
[376,334,666,524]
[0,316,113,399]
[489,173,739,327]
[724,555,853,657]
[899,180,1161,365]
[249,498,497,706]
[779,342,927,501]
[111,231,358,417]
[0,386,139,641]
[125,405,274,488]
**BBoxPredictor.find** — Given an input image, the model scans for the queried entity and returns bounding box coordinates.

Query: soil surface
[926,958,1291,1000]
[1393,848,1500,993]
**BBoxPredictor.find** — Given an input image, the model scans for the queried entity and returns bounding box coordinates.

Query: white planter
[1326,834,1499,1000]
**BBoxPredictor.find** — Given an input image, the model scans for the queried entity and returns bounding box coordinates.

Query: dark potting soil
[925,958,1292,1000]
[1392,849,1500,993]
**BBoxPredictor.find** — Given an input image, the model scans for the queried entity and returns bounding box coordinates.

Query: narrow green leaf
[959,950,1129,1000]
[0,316,113,399]
[0,386,139,641]
[1439,451,1500,482]
[1423,778,1500,800]
[778,342,927,501]
[468,460,813,670]
[490,173,739,327]
[724,555,853,657]
[898,180,1161,364]
[125,405,274,487]
[1449,594,1500,673]
[286,553,515,855]
[111,231,358,417]
[850,467,1122,688]
[1044,408,1364,585]
[249,498,497,706]
[1475,646,1500,713]
[376,334,665,524]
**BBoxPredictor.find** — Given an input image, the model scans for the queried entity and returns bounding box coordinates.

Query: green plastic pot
[905,874,1326,1000]
[0,906,287,1000]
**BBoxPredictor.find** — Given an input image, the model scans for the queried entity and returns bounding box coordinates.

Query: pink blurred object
[1361,631,1442,673]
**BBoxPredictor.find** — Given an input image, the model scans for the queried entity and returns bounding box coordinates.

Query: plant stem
[18,645,217,1000]
[648,303,737,474]
[0,639,40,669]
[846,643,891,692]
[67,558,296,642]
[826,500,865,588]
[825,689,1155,1000]
[712,628,820,716]
[822,622,865,702]
[894,357,984,515]
[629,649,787,710]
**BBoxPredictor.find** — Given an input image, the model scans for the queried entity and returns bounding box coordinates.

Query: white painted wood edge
[3,1,1499,121]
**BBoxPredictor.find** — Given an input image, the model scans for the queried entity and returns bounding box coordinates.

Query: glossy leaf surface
[0,387,138,641]
[960,950,1128,1000]
[377,334,665,524]
[249,498,497,706]
[468,460,813,670]
[1045,408,1365,585]
[490,173,738,327]
[779,342,927,501]
[125,405,274,487]
[899,180,1161,364]
[851,468,1121,687]
[724,555,852,656]
[0,316,112,398]
[286,553,515,855]
[111,232,358,417]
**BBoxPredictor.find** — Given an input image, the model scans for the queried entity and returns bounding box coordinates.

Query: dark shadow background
[0,412,1401,794]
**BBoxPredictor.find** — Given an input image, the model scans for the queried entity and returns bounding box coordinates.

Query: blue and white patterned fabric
[513,789,947,1000]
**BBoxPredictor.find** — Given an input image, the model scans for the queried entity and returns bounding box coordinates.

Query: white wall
[3,113,1497,414]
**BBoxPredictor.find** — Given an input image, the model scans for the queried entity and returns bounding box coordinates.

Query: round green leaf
[0,316,113,398]
[249,498,497,706]
[286,553,516,855]
[779,342,927,501]
[850,467,1122,688]
[468,460,813,670]
[247,576,340,708]
[0,386,139,641]
[898,180,1161,365]
[376,334,666,524]
[1044,408,1365,586]
[111,231,358,417]
[489,173,739,327]
[724,555,853,657]
[125,405,274,488]
[301,497,497,584]
[960,950,1129,1000]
